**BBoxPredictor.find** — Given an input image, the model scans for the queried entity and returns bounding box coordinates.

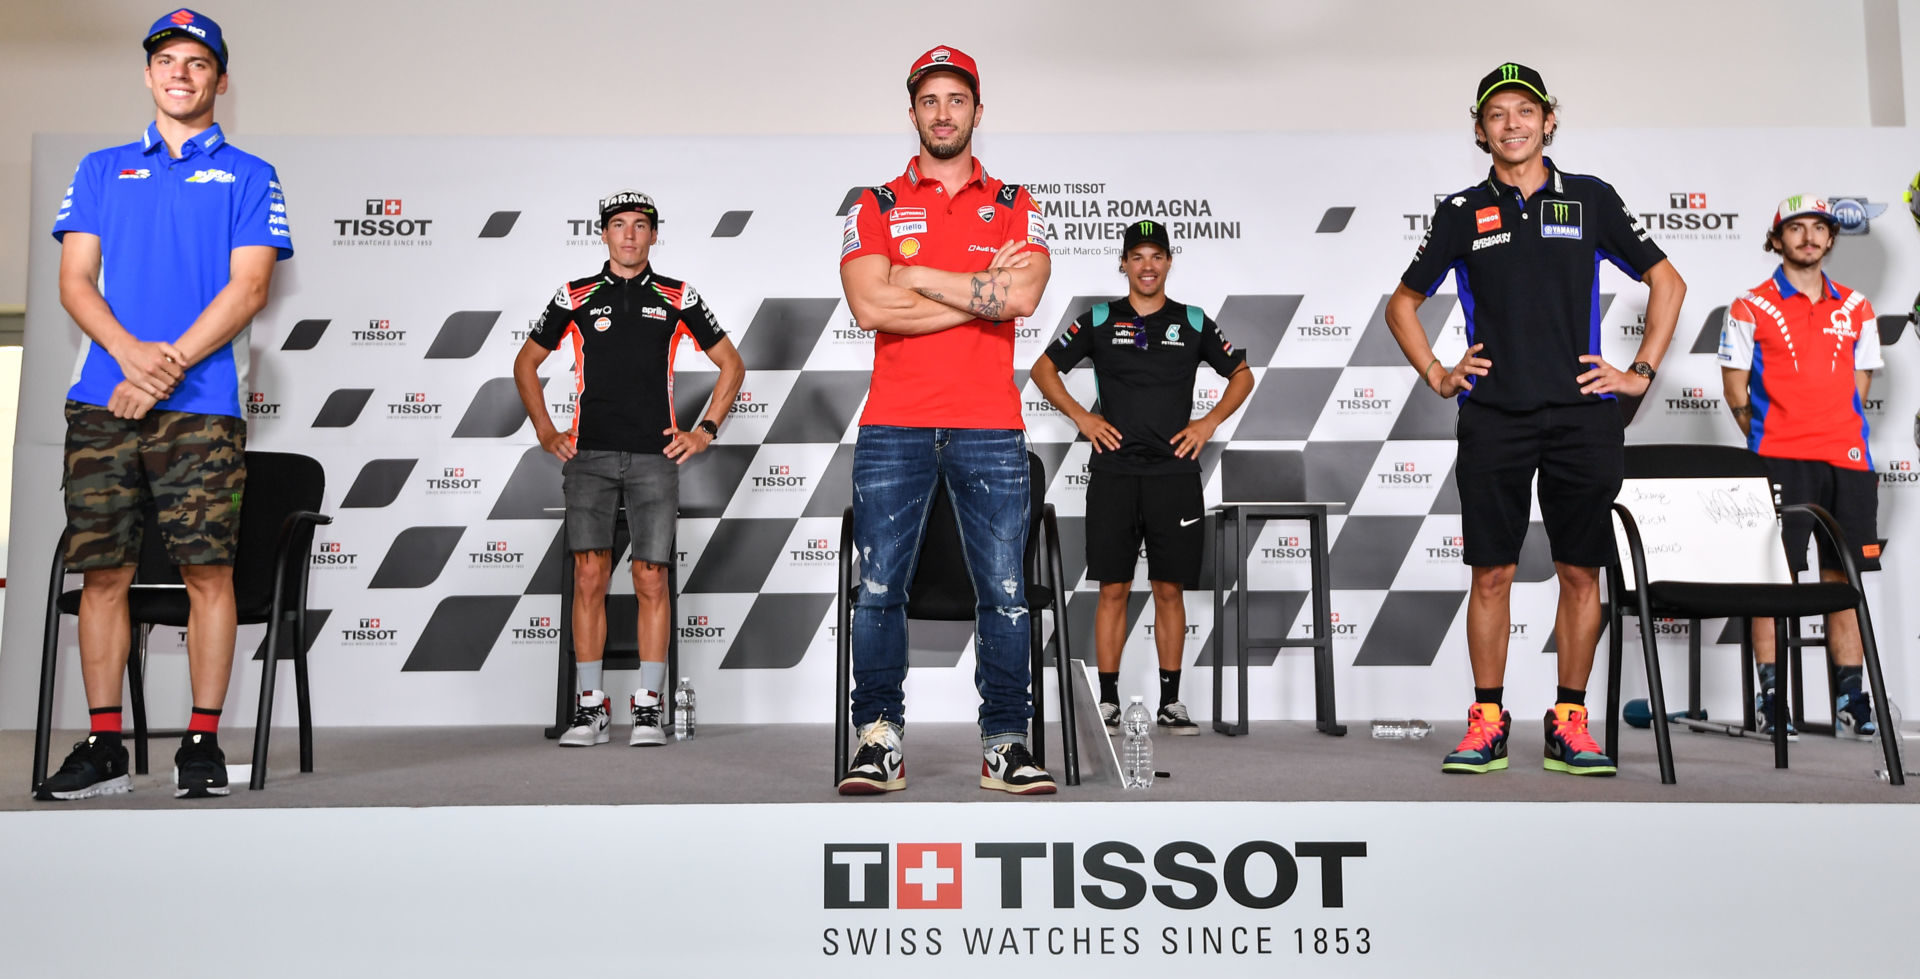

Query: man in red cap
[1720,195,1886,740]
[836,46,1056,795]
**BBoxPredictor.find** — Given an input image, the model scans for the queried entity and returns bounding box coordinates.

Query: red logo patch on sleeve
[1475,207,1501,233]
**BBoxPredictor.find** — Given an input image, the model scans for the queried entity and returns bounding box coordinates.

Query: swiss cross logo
[1393,462,1417,472]
[823,844,962,909]
[443,467,464,477]
[1892,461,1913,471]
[362,199,404,216]
[1353,387,1374,398]
[687,615,709,626]
[249,392,265,403]
[358,618,381,629]
[738,392,753,402]
[486,541,508,552]
[1669,192,1707,209]
[407,393,429,403]
[1475,207,1501,232]
[1278,536,1300,546]
[1443,535,1464,546]
[528,616,550,628]
[368,319,391,330]
[1682,387,1704,398]
[319,542,341,553]
[769,465,790,475]
[1313,314,1336,325]
[807,538,831,549]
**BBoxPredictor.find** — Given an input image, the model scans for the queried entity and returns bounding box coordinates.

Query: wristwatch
[1629,361,1656,382]
[695,419,719,437]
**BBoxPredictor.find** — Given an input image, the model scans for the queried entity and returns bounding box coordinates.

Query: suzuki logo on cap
[171,9,194,25]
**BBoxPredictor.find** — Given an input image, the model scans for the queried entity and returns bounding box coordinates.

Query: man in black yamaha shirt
[1386,64,1684,778]
[513,189,745,749]
[1032,220,1251,736]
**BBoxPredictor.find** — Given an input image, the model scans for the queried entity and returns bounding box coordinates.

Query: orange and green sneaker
[1543,703,1617,776]
[1441,702,1510,773]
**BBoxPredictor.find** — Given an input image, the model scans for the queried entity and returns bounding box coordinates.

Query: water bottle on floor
[673,677,696,741]
[1122,696,1154,789]
[1369,719,1432,740]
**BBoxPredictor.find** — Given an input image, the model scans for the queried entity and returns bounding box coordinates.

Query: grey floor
[5,717,1912,810]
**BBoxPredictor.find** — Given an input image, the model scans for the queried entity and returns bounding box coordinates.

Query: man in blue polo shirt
[36,9,293,802]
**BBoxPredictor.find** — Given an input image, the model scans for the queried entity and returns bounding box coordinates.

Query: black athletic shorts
[1455,399,1623,568]
[1763,456,1880,573]
[1085,471,1205,587]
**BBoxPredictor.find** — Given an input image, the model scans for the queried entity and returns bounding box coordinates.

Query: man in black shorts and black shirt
[513,190,745,748]
[1385,64,1686,776]
[1032,220,1251,736]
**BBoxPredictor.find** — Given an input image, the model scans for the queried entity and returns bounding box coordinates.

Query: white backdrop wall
[5,0,1918,308]
[6,126,1920,730]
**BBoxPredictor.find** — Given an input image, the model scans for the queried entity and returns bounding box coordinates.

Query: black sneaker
[1156,700,1201,736]
[980,742,1057,795]
[174,734,230,799]
[33,736,131,801]
[838,720,905,795]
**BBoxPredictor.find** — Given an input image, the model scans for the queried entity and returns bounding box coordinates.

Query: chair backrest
[1614,445,1791,586]
[233,451,327,614]
[903,451,1046,621]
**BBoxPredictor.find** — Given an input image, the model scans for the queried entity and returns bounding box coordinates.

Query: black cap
[1475,62,1549,111]
[598,189,660,227]
[1121,220,1171,256]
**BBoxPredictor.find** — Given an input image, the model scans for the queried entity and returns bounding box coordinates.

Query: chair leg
[126,624,150,776]
[1739,619,1756,731]
[1854,600,1904,785]
[293,619,315,774]
[1635,617,1676,785]
[251,619,282,791]
[1772,618,1791,770]
[1029,611,1046,771]
[1604,605,1624,762]
[1047,526,1081,786]
[34,572,65,792]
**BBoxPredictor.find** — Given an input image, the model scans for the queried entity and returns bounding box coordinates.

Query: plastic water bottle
[1121,696,1154,789]
[673,677,696,741]
[1369,719,1433,740]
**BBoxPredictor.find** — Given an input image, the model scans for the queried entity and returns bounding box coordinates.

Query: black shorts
[1455,400,1623,568]
[1763,457,1880,573]
[1085,472,1204,587]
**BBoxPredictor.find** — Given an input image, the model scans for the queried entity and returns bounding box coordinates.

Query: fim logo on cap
[143,8,229,73]
[598,190,660,227]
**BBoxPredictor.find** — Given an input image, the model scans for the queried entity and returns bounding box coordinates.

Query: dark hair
[1471,94,1559,153]
[1764,217,1839,255]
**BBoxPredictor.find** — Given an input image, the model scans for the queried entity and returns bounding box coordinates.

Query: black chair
[1603,443,1903,785]
[33,451,331,793]
[833,451,1081,786]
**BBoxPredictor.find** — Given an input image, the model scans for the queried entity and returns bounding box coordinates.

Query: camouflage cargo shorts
[63,400,247,569]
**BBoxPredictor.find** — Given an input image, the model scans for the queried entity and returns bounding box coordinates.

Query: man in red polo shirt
[1719,194,1886,740]
[836,45,1055,795]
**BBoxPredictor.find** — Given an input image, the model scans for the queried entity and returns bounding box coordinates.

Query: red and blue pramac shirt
[51,122,293,418]
[1719,266,1881,470]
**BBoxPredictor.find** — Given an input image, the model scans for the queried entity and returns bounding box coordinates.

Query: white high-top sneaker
[559,690,611,747]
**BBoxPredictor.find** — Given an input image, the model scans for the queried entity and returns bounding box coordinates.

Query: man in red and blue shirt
[836,45,1056,795]
[1719,194,1885,740]
[38,9,293,802]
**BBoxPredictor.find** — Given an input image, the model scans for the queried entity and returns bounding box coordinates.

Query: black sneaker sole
[175,783,232,799]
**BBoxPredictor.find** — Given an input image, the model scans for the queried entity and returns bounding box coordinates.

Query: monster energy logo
[1541,199,1581,238]
[1550,202,1569,222]
[1500,64,1520,82]
[1784,195,1803,212]
[1138,221,1155,234]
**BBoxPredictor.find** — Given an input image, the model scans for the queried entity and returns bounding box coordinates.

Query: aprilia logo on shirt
[1475,207,1501,233]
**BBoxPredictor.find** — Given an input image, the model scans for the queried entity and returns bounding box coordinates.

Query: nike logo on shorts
[1179,517,1202,527]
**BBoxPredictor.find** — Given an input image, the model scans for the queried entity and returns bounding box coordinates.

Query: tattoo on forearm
[1730,404,1754,419]
[967,269,1012,320]
[914,287,946,302]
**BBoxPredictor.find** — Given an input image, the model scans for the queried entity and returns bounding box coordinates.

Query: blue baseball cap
[143,9,228,73]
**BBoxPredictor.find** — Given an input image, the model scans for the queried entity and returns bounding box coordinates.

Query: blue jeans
[850,426,1032,745]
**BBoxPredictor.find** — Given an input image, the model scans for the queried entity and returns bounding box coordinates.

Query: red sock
[89,706,123,735]
[188,707,221,735]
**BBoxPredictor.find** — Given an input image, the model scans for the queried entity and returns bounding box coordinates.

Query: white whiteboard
[1612,477,1794,586]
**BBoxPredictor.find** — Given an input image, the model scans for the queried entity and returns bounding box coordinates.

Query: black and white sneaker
[838,720,905,795]
[560,690,611,746]
[980,742,1057,795]
[630,692,667,746]
[1157,700,1200,736]
[174,734,230,799]
[33,735,131,801]
[1100,701,1121,731]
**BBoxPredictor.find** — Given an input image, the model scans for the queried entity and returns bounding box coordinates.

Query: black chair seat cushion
[1629,580,1860,620]
[56,586,274,626]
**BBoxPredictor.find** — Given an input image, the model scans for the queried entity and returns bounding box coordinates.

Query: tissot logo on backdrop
[1638,193,1740,239]
[731,391,771,415]
[246,390,281,417]
[1882,460,1920,485]
[388,392,443,417]
[1299,314,1349,339]
[1377,462,1430,485]
[340,617,399,644]
[312,541,358,567]
[1261,537,1311,562]
[791,538,839,563]
[511,616,560,642]
[1336,387,1392,414]
[468,541,524,566]
[1426,535,1465,561]
[425,466,481,493]
[1664,387,1721,413]
[680,614,727,641]
[567,217,604,244]
[334,198,434,245]
[754,464,808,490]
[353,319,406,344]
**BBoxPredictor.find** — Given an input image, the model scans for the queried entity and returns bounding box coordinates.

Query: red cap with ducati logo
[907,46,979,99]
